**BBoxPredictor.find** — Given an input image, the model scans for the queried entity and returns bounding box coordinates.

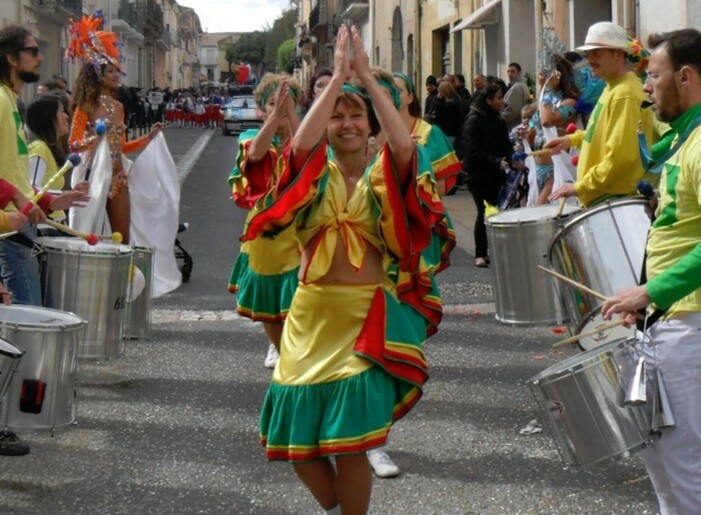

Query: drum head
[529,336,636,384]
[576,308,635,352]
[0,336,22,358]
[0,306,86,331]
[487,204,580,224]
[37,236,132,256]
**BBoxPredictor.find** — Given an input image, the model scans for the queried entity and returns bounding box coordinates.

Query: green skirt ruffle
[260,366,415,462]
[228,252,299,322]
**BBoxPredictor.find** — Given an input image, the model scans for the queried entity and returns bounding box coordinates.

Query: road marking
[177,130,215,184]
[152,303,496,323]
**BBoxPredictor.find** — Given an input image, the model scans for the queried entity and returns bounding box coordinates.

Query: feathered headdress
[65,10,124,74]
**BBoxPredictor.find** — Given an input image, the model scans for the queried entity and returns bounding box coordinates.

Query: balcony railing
[36,0,83,21]
[341,0,369,20]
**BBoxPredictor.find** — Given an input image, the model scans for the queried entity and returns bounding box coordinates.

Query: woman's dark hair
[300,68,332,113]
[71,63,105,113]
[471,79,507,113]
[0,26,32,86]
[554,55,580,100]
[26,94,69,163]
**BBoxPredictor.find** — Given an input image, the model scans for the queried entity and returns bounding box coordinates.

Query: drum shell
[486,205,580,325]
[0,306,86,432]
[529,337,654,469]
[123,246,153,340]
[0,337,23,401]
[549,199,652,330]
[38,237,132,360]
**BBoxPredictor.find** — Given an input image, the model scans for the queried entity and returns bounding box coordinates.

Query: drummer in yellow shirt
[547,22,653,207]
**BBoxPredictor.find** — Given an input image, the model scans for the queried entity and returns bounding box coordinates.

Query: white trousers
[640,312,701,515]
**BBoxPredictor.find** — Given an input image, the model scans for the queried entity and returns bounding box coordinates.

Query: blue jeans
[0,229,42,306]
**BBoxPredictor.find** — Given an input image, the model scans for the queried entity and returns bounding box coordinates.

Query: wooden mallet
[41,219,123,246]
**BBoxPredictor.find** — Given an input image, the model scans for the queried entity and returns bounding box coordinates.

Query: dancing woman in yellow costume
[228,74,301,367]
[66,13,161,243]
[243,26,451,514]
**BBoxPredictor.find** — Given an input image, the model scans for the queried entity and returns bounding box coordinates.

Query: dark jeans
[468,184,489,259]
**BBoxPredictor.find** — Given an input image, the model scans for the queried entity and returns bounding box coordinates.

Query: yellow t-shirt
[0,84,31,209]
[568,71,652,207]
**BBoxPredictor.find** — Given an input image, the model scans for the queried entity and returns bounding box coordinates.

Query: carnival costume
[65,13,152,198]
[228,129,300,322]
[409,118,458,273]
[244,139,452,462]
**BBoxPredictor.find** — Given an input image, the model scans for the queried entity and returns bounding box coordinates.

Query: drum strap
[5,232,36,250]
[637,245,667,331]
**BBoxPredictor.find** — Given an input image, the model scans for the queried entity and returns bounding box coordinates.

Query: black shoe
[0,430,30,456]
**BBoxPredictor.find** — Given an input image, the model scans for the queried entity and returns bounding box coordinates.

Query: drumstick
[41,219,123,245]
[83,123,107,182]
[21,153,81,215]
[0,231,17,241]
[551,319,628,348]
[555,197,567,217]
[537,265,608,301]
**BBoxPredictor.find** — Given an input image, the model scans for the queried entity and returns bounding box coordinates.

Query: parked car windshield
[228,97,258,109]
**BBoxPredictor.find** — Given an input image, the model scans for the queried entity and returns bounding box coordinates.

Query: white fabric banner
[128,132,182,298]
[69,137,112,235]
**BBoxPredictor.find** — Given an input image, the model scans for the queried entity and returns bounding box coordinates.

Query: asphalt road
[0,127,659,514]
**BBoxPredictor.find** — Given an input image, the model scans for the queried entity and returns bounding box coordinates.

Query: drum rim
[529,336,637,383]
[0,305,87,330]
[36,236,133,255]
[485,204,581,226]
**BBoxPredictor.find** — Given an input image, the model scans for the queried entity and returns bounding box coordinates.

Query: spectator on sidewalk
[423,74,438,121]
[502,62,531,130]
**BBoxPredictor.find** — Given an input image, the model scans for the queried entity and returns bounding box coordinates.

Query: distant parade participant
[602,28,701,515]
[67,12,162,243]
[227,73,301,369]
[547,21,653,207]
[243,25,449,514]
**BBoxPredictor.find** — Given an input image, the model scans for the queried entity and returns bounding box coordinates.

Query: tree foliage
[225,31,266,68]
[276,39,296,74]
[264,8,298,68]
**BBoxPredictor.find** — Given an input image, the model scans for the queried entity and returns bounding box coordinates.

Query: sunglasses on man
[20,46,41,58]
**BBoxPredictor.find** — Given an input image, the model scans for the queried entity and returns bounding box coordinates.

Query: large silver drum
[485,204,580,325]
[123,246,153,340]
[0,306,86,432]
[0,337,23,401]
[38,237,132,360]
[529,337,655,469]
[549,199,653,332]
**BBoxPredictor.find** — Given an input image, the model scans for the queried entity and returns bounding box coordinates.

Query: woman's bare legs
[293,453,372,514]
[106,186,131,243]
[262,321,283,352]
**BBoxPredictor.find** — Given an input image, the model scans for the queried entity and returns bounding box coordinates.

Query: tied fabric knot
[331,211,349,229]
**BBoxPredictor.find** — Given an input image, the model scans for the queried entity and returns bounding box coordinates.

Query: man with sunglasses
[0,26,46,456]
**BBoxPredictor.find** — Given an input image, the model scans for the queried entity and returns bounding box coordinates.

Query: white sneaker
[367,448,400,478]
[264,344,279,369]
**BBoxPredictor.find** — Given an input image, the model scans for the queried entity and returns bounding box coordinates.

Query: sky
[176,0,293,34]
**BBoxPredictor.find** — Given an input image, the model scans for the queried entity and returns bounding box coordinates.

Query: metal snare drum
[529,337,655,469]
[0,337,23,401]
[549,199,652,331]
[0,306,86,432]
[485,204,580,325]
[38,237,132,360]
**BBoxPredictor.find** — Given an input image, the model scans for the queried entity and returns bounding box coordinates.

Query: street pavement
[0,127,659,514]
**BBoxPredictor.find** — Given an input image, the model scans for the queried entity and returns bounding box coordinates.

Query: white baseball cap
[577,21,631,54]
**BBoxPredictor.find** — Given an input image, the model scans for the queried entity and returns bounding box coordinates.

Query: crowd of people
[0,10,698,514]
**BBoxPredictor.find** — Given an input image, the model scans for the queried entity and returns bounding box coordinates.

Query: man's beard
[18,71,40,83]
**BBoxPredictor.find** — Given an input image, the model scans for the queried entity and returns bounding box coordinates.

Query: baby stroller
[175,223,193,282]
